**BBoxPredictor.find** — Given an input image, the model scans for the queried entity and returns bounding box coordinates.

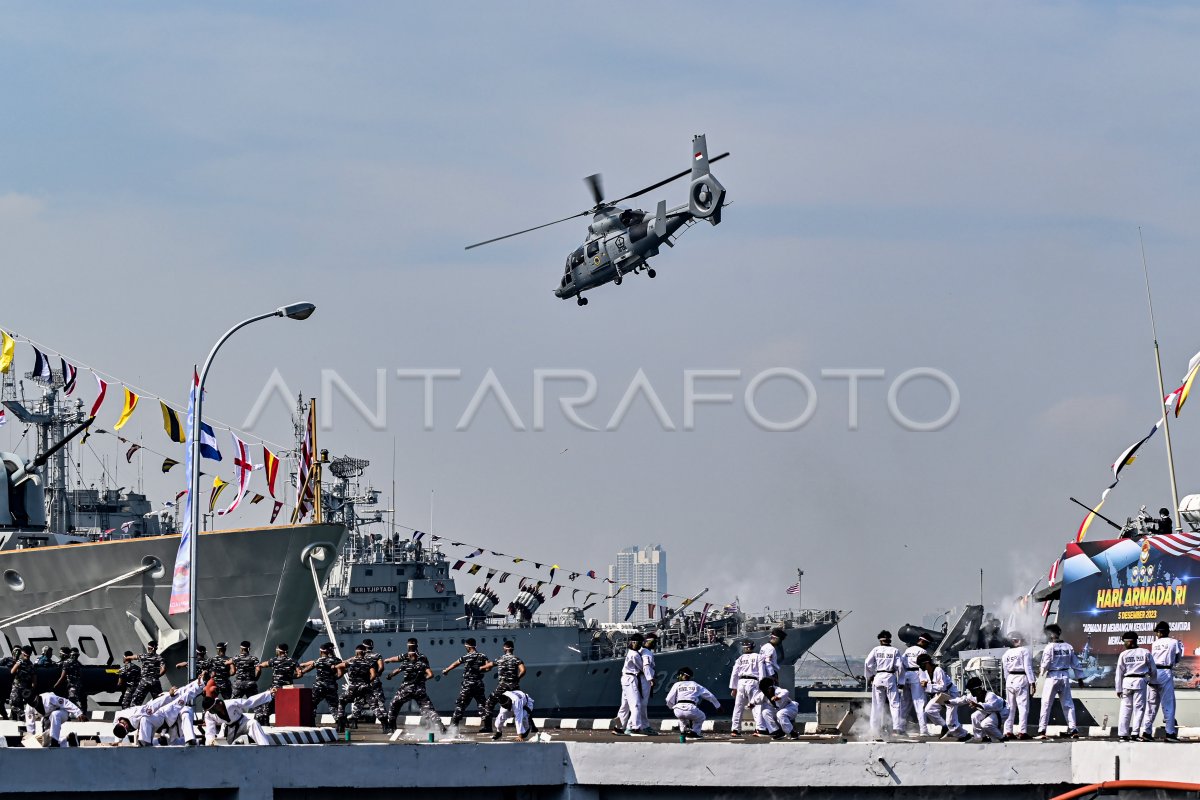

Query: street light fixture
[186,302,316,680]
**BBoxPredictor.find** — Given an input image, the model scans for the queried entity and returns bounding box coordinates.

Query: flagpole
[1139,228,1183,532]
[185,302,315,681]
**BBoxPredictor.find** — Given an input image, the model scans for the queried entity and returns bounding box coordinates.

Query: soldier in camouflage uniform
[360,638,389,724]
[480,639,525,735]
[336,644,377,733]
[115,650,142,709]
[299,642,343,715]
[126,639,166,705]
[231,641,260,699]
[207,642,233,699]
[255,643,299,725]
[443,638,490,728]
[9,645,35,719]
[0,646,16,719]
[385,638,446,734]
[54,646,88,718]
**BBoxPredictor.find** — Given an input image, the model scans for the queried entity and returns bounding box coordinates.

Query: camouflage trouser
[451,680,487,725]
[66,684,87,716]
[212,681,233,700]
[232,679,258,699]
[130,678,163,706]
[339,681,373,722]
[368,679,388,721]
[312,680,339,715]
[8,683,33,717]
[483,683,518,720]
[118,684,138,709]
[390,683,443,730]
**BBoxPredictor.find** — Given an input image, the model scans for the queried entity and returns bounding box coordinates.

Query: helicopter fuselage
[554,205,689,301]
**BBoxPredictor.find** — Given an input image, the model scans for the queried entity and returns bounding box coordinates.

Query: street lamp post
[186,302,315,680]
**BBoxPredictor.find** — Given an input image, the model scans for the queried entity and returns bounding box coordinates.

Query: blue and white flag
[199,422,222,461]
[171,371,199,616]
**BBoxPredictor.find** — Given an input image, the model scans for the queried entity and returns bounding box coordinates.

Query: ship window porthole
[449,639,454,645]
[535,670,543,678]
[4,570,24,591]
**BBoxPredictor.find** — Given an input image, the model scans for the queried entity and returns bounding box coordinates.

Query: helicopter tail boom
[688,134,726,225]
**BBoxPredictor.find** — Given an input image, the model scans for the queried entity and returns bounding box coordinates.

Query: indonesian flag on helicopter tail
[694,151,704,160]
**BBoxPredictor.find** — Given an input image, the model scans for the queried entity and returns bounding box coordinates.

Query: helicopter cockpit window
[628,221,648,242]
[567,247,584,270]
[585,241,599,259]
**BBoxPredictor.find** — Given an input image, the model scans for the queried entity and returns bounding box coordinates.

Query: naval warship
[0,367,346,688]
[302,459,844,717]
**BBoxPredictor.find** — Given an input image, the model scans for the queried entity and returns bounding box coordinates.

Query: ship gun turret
[0,418,92,529]
[508,582,546,623]
[465,586,500,626]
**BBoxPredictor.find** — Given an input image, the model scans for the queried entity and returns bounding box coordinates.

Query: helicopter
[465,134,729,306]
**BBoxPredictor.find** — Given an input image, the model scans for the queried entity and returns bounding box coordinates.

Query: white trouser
[1038,672,1076,731]
[495,705,530,736]
[1145,672,1177,736]
[31,710,69,743]
[870,673,903,737]
[923,693,963,733]
[761,701,799,734]
[1118,678,1147,738]
[730,678,759,732]
[971,708,1006,742]
[1004,675,1032,735]
[618,676,646,731]
[900,674,928,734]
[672,702,706,734]
[224,716,273,745]
[146,708,197,745]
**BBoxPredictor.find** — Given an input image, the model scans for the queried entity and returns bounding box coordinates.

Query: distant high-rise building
[608,544,667,624]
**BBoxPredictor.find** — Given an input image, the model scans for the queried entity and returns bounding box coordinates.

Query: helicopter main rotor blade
[584,173,604,206]
[611,152,730,204]
[464,210,590,250]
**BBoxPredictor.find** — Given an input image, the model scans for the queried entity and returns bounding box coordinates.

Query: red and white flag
[89,373,108,418]
[218,434,255,516]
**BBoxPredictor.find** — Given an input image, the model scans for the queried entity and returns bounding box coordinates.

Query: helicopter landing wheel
[614,275,622,286]
[647,268,656,278]
[577,296,588,306]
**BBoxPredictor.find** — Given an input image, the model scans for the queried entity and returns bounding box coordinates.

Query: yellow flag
[209,475,229,513]
[0,330,13,374]
[112,388,140,431]
[1176,363,1199,418]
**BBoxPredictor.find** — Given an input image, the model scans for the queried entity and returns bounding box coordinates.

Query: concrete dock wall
[2,741,1197,800]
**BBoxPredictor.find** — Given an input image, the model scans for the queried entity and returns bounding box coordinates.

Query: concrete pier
[2,741,1197,800]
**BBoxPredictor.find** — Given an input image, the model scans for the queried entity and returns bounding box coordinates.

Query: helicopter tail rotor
[688,134,726,225]
[584,173,605,207]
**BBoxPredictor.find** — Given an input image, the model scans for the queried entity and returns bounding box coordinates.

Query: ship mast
[1139,229,1183,532]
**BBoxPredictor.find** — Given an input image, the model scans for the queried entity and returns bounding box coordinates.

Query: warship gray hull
[0,523,346,687]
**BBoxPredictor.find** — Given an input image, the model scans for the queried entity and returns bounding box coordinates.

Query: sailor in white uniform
[1114,630,1152,741]
[201,687,277,745]
[750,677,800,740]
[1037,623,1080,737]
[493,689,536,741]
[25,692,83,747]
[899,633,932,736]
[144,677,206,745]
[728,639,764,738]
[615,633,650,736]
[864,629,905,740]
[757,628,786,733]
[665,666,720,738]
[111,686,181,746]
[950,676,1008,742]
[1001,631,1036,739]
[638,632,658,728]
[1144,620,1185,741]
[916,654,969,741]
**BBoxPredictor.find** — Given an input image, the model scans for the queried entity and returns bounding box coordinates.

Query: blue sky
[3,2,1200,649]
